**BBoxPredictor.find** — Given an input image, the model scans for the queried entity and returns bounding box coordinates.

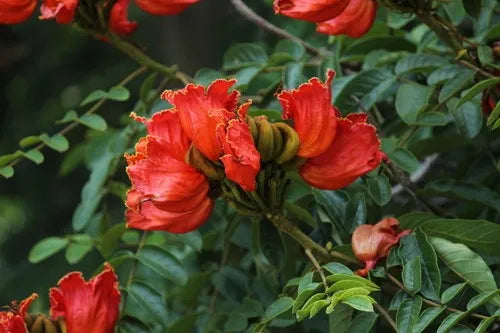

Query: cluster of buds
[125,70,387,234]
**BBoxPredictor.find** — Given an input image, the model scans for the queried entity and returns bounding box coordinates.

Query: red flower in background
[109,0,137,35]
[50,263,120,333]
[278,71,386,190]
[0,0,37,24]
[40,0,78,24]
[316,0,377,38]
[0,294,37,333]
[163,79,260,192]
[125,110,214,233]
[135,0,200,15]
[352,218,410,276]
[274,0,377,37]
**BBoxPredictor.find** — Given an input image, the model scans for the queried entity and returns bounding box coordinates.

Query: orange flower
[277,69,337,158]
[316,0,377,38]
[109,0,137,35]
[40,0,78,24]
[352,218,410,276]
[135,0,200,15]
[163,79,260,192]
[278,72,386,190]
[274,0,376,38]
[0,294,37,333]
[0,0,37,24]
[49,264,120,333]
[125,110,214,233]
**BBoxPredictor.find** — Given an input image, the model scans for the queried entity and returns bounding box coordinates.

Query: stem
[456,60,496,79]
[230,0,328,57]
[121,231,148,314]
[414,10,463,55]
[374,303,397,332]
[305,249,328,289]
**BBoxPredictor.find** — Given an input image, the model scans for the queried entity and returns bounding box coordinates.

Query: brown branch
[305,248,328,289]
[374,303,398,332]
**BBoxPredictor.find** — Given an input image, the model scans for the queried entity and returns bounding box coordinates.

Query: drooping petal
[109,0,137,36]
[218,106,261,192]
[0,294,37,333]
[0,0,37,24]
[300,113,386,190]
[49,264,120,333]
[316,0,377,38]
[273,0,349,23]
[352,218,410,276]
[162,80,238,161]
[40,0,78,24]
[135,0,200,15]
[277,70,337,158]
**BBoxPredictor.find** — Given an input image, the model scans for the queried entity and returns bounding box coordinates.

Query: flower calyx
[25,314,66,333]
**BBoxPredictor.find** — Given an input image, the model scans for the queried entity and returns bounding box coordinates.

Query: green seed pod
[256,117,275,162]
[270,123,284,160]
[273,122,300,164]
[185,145,224,180]
[247,116,259,143]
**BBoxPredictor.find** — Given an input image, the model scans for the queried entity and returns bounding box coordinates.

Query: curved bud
[29,316,58,333]
[185,144,225,181]
[273,122,300,164]
[271,124,284,160]
[256,117,275,162]
[247,116,259,143]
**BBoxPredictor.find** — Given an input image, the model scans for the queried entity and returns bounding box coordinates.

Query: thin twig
[305,248,328,289]
[456,60,496,79]
[230,0,329,57]
[374,303,398,332]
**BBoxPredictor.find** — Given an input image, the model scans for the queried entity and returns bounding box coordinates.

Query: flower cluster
[125,71,386,233]
[352,218,411,276]
[0,264,120,333]
[274,0,377,37]
[0,0,201,36]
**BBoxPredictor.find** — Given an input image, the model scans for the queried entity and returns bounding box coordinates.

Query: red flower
[49,263,120,333]
[134,0,200,15]
[109,0,137,36]
[277,70,337,158]
[125,110,214,233]
[352,218,410,276]
[273,0,349,23]
[0,0,37,24]
[316,0,377,38]
[300,113,386,190]
[163,79,260,192]
[0,294,37,333]
[40,0,78,24]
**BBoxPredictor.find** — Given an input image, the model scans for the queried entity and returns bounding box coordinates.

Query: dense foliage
[1,0,500,332]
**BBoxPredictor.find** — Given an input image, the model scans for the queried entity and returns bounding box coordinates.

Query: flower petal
[0,0,37,24]
[109,0,138,36]
[135,0,199,15]
[0,294,37,333]
[277,70,337,158]
[300,113,386,190]
[40,0,78,24]
[50,264,120,333]
[316,0,377,38]
[273,0,349,23]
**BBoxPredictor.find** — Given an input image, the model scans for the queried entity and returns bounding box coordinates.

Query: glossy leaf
[223,43,268,70]
[441,283,468,304]
[455,78,500,109]
[413,306,446,333]
[396,296,422,333]
[28,237,68,263]
[128,282,168,324]
[137,245,188,285]
[366,174,391,206]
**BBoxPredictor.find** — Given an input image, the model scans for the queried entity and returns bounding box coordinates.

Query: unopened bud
[255,116,275,162]
[272,122,300,165]
[185,145,225,180]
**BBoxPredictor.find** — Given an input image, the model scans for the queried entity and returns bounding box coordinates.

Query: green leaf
[438,69,476,103]
[328,304,353,333]
[274,39,305,61]
[323,262,353,275]
[137,245,187,285]
[310,299,330,318]
[223,43,268,70]
[343,36,416,57]
[477,46,494,66]
[262,297,294,323]
[367,174,391,206]
[234,67,261,90]
[0,166,14,179]
[56,110,78,124]
[128,282,168,324]
[474,317,496,333]
[437,313,465,333]
[326,274,379,289]
[342,295,374,312]
[345,192,366,232]
[285,202,317,228]
[396,296,422,333]
[402,256,422,294]
[39,134,69,152]
[139,73,158,102]
[395,54,449,75]
[19,135,42,148]
[395,83,434,124]
[486,101,500,127]
[293,283,321,313]
[108,85,130,101]
[283,62,304,89]
[211,267,248,302]
[387,147,420,173]
[467,291,500,311]
[390,290,409,311]
[65,234,93,264]
[441,283,468,304]
[224,312,248,332]
[259,219,286,270]
[347,312,378,333]
[99,223,126,258]
[22,149,44,165]
[424,180,500,212]
[78,114,108,131]
[194,68,224,86]
[447,99,483,139]
[28,237,68,263]
[119,316,151,333]
[427,65,465,85]
[455,78,500,109]
[430,237,500,306]
[462,0,482,19]
[413,307,446,333]
[81,89,107,106]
